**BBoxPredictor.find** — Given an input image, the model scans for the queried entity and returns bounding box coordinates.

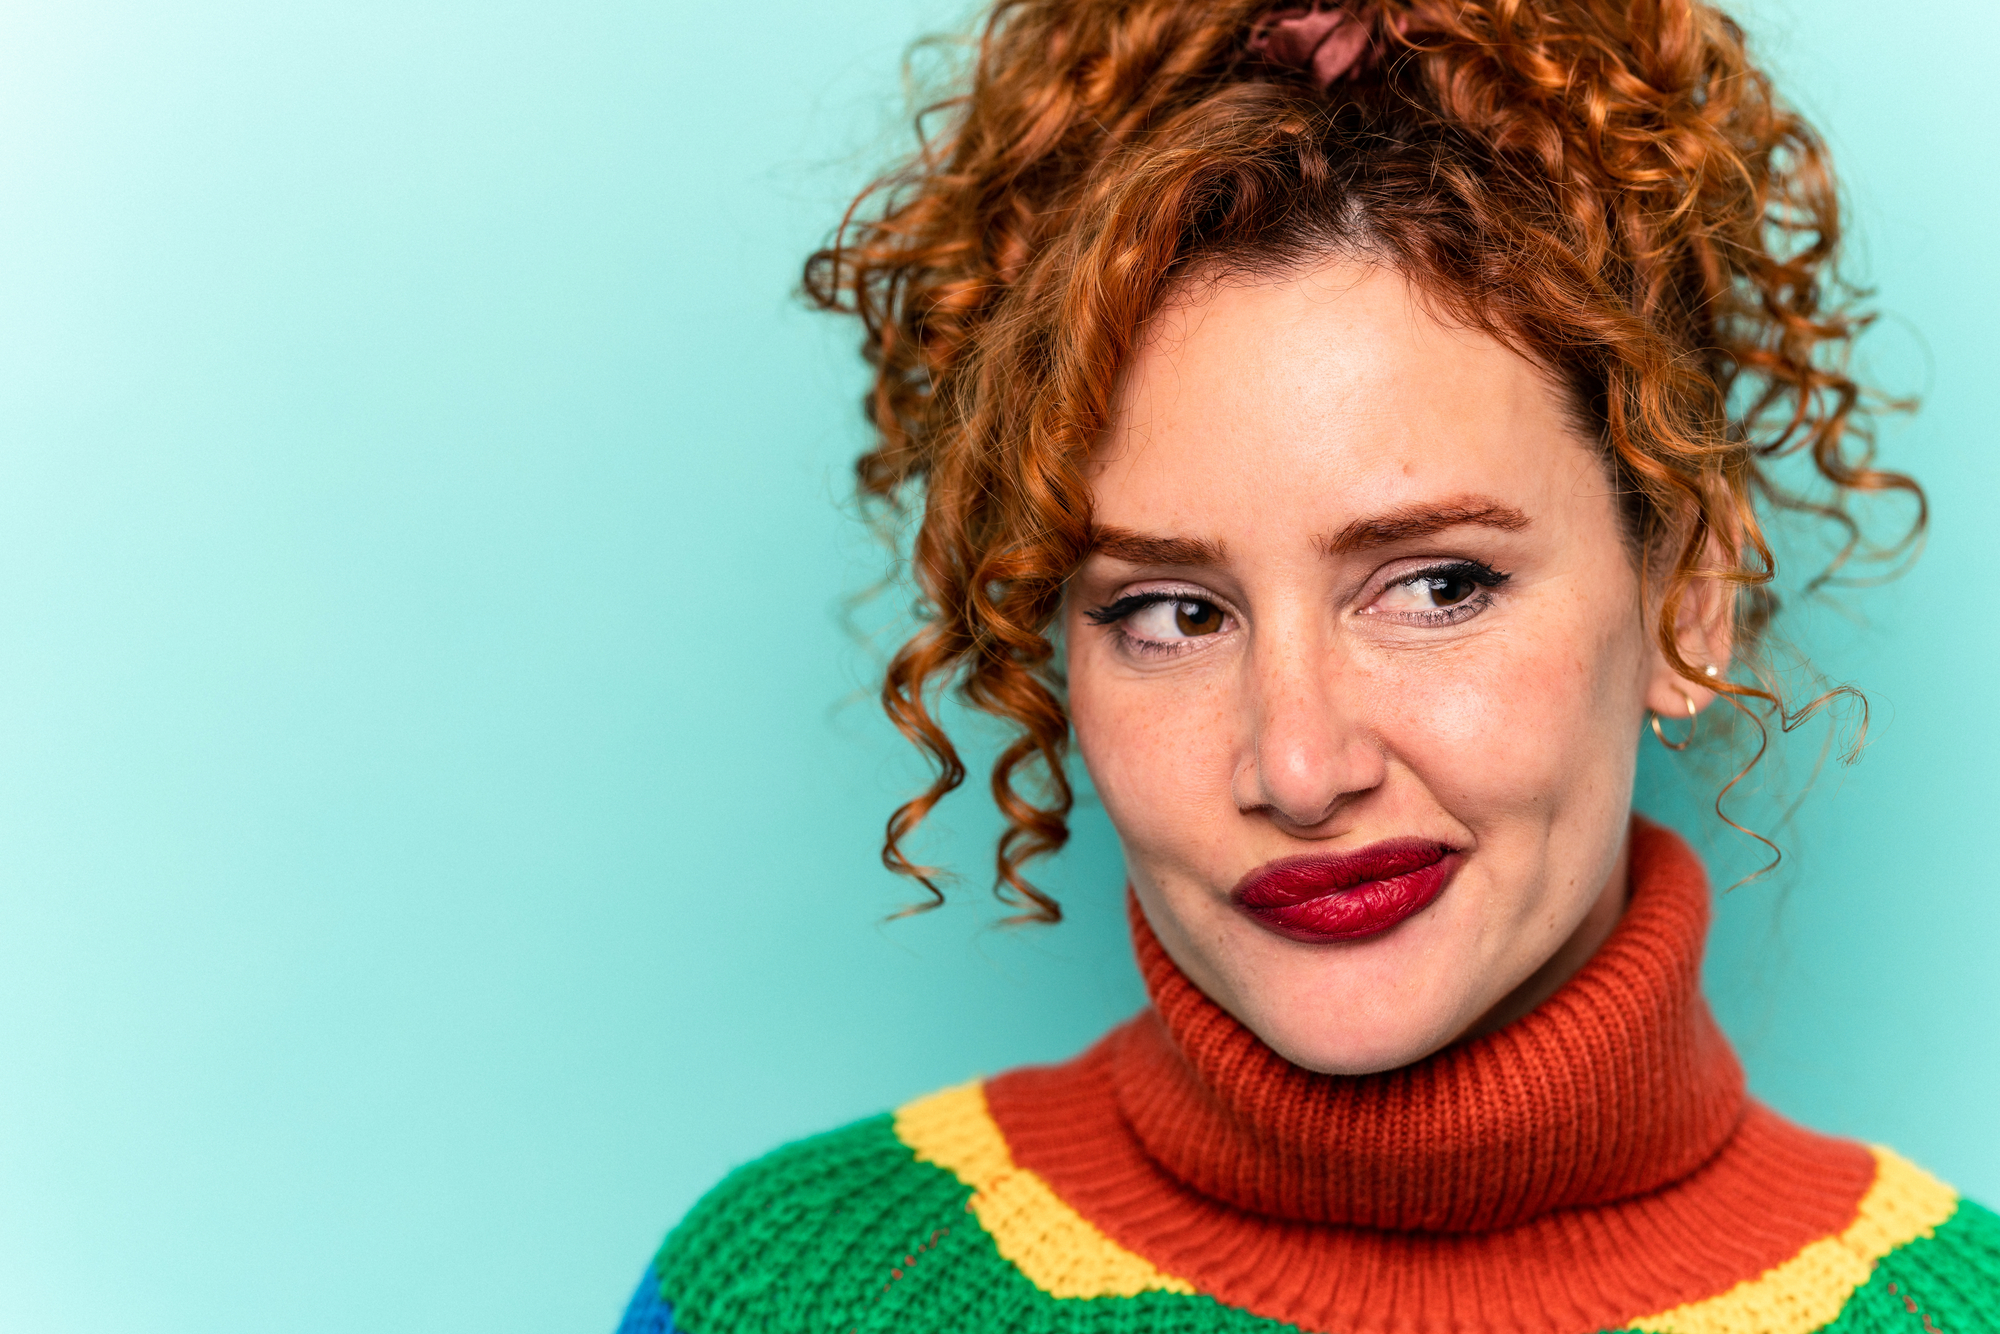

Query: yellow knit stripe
[1629,1147,1959,1334]
[893,1081,1196,1300]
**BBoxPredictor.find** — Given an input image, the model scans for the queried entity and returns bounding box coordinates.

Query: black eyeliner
[1405,559,1510,588]
[1085,592,1184,626]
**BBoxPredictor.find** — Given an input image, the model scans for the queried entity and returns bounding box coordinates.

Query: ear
[1642,560,1736,719]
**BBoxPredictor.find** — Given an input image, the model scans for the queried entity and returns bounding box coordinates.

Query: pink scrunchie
[1247,5,1399,87]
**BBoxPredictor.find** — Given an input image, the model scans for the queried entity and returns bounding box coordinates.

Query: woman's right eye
[1130,598,1224,639]
[1087,593,1232,652]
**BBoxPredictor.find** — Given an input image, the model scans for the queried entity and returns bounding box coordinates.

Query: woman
[622,0,1994,1330]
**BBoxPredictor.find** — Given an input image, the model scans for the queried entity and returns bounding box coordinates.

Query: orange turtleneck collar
[982,816,1878,1334]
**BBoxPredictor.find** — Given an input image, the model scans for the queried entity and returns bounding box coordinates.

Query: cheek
[1067,646,1237,857]
[1373,594,1645,816]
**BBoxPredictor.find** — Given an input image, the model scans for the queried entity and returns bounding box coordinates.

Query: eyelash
[1378,560,1512,626]
[1083,592,1192,627]
[1083,560,1512,651]
[1084,588,1221,658]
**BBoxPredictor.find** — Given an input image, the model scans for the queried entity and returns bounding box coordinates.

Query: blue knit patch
[616,1270,678,1334]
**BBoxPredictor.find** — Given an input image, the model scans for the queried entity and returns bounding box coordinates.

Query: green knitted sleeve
[1820,1196,2000,1333]
[654,1115,968,1332]
[649,1113,1304,1334]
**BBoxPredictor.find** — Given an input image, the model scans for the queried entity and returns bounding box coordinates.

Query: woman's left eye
[1366,562,1508,622]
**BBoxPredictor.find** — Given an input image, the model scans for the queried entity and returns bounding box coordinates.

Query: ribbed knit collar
[1111,817,1748,1232]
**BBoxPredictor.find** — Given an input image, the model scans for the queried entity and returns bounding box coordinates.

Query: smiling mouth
[1229,839,1463,942]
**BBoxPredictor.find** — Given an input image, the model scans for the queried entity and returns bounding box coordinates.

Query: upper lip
[1230,838,1458,907]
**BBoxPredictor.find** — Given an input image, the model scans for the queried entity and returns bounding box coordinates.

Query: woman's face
[1064,260,1716,1075]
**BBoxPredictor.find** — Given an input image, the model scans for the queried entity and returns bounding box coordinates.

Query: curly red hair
[805,0,1921,921]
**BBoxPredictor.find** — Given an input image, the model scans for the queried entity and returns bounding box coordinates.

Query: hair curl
[806,0,1922,921]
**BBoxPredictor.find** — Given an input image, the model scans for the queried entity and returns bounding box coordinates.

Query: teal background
[0,2,1989,1330]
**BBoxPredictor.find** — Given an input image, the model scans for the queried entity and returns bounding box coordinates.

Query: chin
[1200,899,1496,1077]
[1255,1012,1471,1077]
[1218,946,1485,1075]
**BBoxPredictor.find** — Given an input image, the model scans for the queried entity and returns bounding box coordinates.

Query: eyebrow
[1320,498,1531,555]
[1087,498,1529,568]
[1089,526,1225,567]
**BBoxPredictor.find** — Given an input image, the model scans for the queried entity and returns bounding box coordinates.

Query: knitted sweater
[620,819,1998,1334]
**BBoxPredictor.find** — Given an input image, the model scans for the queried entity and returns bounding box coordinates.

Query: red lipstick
[1231,839,1461,942]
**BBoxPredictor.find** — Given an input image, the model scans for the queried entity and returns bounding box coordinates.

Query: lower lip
[1232,849,1462,943]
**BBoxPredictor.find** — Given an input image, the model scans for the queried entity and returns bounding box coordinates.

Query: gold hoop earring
[1650,694,1698,752]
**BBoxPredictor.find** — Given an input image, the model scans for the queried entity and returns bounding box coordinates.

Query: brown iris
[1175,600,1224,635]
[1427,574,1478,607]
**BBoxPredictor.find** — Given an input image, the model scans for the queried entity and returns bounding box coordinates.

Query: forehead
[1092,260,1601,532]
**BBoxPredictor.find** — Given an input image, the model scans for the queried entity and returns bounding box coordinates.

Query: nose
[1231,630,1385,831]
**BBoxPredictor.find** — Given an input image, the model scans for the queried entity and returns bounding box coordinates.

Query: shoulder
[1840,1175,2000,1333]
[1658,1140,2000,1333]
[622,1087,991,1334]
[622,1081,1265,1334]
[642,1107,960,1331]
